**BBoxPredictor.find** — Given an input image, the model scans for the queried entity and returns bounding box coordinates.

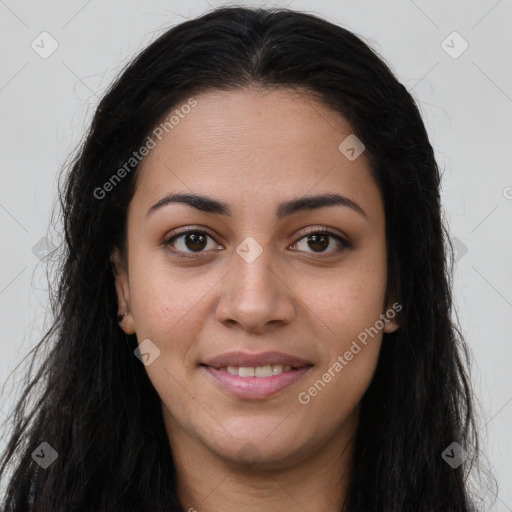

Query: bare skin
[111,86,399,512]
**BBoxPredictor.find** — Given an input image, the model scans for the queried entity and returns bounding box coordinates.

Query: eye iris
[185,232,207,251]
[308,233,328,252]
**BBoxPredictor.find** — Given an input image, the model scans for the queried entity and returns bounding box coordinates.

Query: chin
[206,430,311,470]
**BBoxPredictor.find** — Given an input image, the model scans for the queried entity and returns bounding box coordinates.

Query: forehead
[131,87,382,221]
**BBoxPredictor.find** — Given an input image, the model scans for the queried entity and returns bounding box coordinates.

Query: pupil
[308,234,328,252]
[186,232,206,251]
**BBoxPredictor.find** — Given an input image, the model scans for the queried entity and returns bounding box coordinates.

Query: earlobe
[383,316,400,334]
[110,247,136,335]
[382,299,401,334]
[383,273,401,334]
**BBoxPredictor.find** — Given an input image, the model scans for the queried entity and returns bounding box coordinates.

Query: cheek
[307,335,382,429]
[296,271,386,433]
[294,246,387,404]
[302,274,384,402]
[127,265,204,417]
[299,259,388,342]
[128,257,216,340]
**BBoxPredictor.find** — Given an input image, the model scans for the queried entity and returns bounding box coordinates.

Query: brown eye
[164,228,350,259]
[306,233,329,252]
[164,230,220,258]
[181,232,208,251]
[292,230,350,256]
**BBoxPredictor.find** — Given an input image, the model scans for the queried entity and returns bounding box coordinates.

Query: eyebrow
[146,191,368,220]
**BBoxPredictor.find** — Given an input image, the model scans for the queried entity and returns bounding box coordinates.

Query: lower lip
[202,365,312,399]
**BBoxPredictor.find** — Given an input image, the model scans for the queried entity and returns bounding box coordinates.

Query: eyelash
[162,227,351,259]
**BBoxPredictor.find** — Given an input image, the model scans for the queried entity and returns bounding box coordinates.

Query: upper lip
[202,351,313,369]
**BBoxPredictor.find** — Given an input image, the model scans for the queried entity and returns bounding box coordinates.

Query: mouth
[202,350,312,369]
[200,351,313,399]
[206,364,297,377]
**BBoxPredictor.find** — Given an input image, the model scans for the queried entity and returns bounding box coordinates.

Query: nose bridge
[235,238,275,292]
[231,236,279,305]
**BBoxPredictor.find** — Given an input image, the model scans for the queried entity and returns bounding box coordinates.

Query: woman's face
[112,87,399,470]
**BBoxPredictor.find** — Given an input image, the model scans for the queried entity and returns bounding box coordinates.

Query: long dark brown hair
[1,6,488,511]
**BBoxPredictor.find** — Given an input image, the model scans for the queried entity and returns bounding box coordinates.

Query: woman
[0,6,486,511]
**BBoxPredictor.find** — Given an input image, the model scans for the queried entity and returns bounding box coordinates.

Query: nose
[215,244,297,334]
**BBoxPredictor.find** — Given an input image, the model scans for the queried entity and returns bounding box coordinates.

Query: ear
[382,300,401,334]
[110,246,136,335]
[382,268,401,334]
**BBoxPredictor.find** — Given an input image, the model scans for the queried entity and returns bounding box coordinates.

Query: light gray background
[1,0,511,508]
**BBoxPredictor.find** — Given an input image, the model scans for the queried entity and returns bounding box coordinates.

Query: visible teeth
[239,366,255,377]
[223,364,295,377]
[272,364,283,375]
[255,365,272,377]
